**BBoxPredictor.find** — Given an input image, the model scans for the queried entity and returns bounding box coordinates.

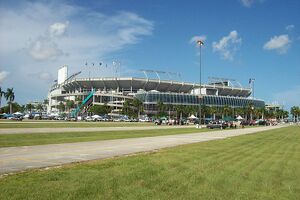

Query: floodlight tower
[197,40,204,127]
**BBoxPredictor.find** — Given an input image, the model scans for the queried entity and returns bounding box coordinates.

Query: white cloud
[0,71,9,84]
[263,34,291,54]
[240,0,254,7]
[285,24,295,31]
[49,21,69,37]
[212,30,242,60]
[28,36,65,61]
[0,1,154,103]
[189,35,207,45]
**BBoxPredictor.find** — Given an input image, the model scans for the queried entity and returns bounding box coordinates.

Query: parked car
[154,119,162,125]
[206,121,228,129]
[85,116,95,122]
[10,116,23,121]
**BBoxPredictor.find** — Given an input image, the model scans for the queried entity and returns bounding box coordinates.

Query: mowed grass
[1,126,299,200]
[0,121,154,128]
[0,128,209,147]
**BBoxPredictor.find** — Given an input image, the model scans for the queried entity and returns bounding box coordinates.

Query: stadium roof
[50,77,251,97]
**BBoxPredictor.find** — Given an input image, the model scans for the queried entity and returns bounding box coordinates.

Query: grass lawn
[0,127,211,147]
[1,126,299,199]
[0,121,154,128]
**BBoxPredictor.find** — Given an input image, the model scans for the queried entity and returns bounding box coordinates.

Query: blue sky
[0,0,299,109]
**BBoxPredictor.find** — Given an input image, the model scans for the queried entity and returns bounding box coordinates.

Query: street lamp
[249,78,255,120]
[197,40,204,127]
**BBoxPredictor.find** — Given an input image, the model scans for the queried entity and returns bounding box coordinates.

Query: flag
[85,62,88,66]
[99,62,102,66]
[249,78,251,84]
[92,63,95,66]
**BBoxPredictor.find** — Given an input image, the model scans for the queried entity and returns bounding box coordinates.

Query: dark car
[206,121,228,129]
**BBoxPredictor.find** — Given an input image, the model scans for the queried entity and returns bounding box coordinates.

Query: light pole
[197,40,204,127]
[249,78,255,120]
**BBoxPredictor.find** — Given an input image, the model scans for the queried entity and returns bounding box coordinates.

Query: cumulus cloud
[49,21,69,37]
[263,34,291,54]
[212,30,242,60]
[0,1,154,103]
[240,0,264,7]
[240,0,254,7]
[28,36,65,60]
[285,24,295,31]
[0,71,9,84]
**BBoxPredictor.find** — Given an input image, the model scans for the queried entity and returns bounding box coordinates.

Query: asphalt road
[0,125,285,174]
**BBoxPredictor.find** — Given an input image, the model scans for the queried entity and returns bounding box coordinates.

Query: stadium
[48,65,265,116]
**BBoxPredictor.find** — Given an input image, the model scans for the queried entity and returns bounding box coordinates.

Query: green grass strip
[0,122,154,128]
[0,128,212,147]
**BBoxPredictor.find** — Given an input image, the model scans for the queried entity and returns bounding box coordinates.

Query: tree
[0,102,22,113]
[0,87,5,111]
[4,88,15,114]
[222,105,232,119]
[256,107,266,119]
[75,96,82,108]
[122,99,135,117]
[36,104,43,112]
[201,105,210,120]
[291,106,300,122]
[43,99,49,105]
[209,106,218,120]
[89,105,111,115]
[66,100,75,112]
[57,102,65,113]
[26,103,34,113]
[132,98,143,119]
[157,101,166,117]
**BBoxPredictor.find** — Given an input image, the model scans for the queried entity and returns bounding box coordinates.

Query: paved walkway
[0,125,285,174]
[0,125,193,135]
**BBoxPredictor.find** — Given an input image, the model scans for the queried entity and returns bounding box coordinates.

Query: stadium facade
[48,66,265,115]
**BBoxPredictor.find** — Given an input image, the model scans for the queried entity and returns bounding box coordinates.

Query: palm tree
[132,98,143,119]
[0,87,5,112]
[210,106,217,120]
[36,104,43,112]
[122,99,132,117]
[4,88,15,114]
[222,105,232,119]
[175,105,185,120]
[58,102,65,113]
[157,101,166,117]
[256,107,265,119]
[26,103,34,113]
[43,99,49,105]
[291,106,300,122]
[66,100,75,113]
[201,105,209,120]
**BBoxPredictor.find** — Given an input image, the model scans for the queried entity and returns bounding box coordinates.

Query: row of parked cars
[206,119,281,129]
